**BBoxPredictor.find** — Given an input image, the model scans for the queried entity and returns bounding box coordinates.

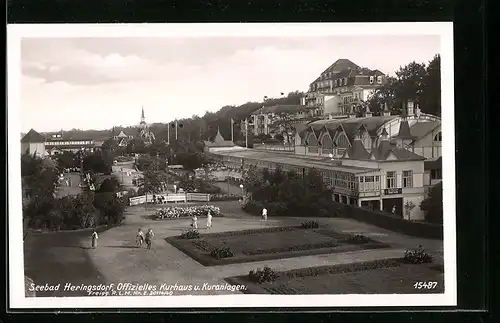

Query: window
[386,171,396,188]
[431,169,442,180]
[403,170,413,188]
[343,78,347,85]
[434,132,442,142]
[377,76,382,84]
[369,76,374,84]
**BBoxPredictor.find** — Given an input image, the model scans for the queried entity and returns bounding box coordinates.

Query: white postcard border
[8,22,456,309]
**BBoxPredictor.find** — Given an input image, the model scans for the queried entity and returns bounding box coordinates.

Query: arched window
[336,132,349,148]
[362,131,371,149]
[307,133,319,153]
[434,132,442,142]
[322,133,334,154]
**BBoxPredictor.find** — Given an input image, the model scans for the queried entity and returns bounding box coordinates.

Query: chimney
[364,104,372,118]
[383,102,391,116]
[407,100,415,117]
[415,104,421,118]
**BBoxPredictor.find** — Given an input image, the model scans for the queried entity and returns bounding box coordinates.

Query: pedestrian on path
[191,215,198,229]
[145,228,154,250]
[206,211,212,230]
[136,228,145,247]
[262,207,268,221]
[91,230,98,249]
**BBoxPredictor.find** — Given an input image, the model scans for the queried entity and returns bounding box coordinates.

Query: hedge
[331,203,443,240]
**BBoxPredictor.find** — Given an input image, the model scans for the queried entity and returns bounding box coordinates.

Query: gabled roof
[343,134,370,160]
[409,121,441,138]
[21,129,45,143]
[394,120,417,140]
[116,131,128,138]
[322,59,360,75]
[369,129,425,161]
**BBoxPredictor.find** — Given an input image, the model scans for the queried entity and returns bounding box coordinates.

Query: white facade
[21,142,46,157]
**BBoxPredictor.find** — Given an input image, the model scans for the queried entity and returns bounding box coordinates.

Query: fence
[129,193,211,206]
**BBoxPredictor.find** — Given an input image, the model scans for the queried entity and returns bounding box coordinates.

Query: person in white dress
[136,229,145,247]
[192,215,198,229]
[91,230,98,249]
[262,207,268,221]
[206,211,212,230]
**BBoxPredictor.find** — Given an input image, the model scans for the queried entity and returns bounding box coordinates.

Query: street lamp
[239,184,244,203]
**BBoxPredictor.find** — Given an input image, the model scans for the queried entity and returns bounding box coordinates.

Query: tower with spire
[140,106,146,126]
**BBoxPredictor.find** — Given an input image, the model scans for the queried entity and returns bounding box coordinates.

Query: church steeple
[140,106,146,125]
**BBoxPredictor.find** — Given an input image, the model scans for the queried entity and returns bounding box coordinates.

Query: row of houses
[245,59,390,138]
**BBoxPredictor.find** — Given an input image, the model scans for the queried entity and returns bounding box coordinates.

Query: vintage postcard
[7,22,456,309]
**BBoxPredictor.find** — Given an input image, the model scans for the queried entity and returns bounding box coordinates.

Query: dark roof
[394,120,417,140]
[344,137,370,160]
[254,105,308,115]
[410,121,440,138]
[322,59,360,75]
[369,134,425,161]
[21,129,45,143]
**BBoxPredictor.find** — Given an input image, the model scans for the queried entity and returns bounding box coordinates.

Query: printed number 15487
[413,281,438,289]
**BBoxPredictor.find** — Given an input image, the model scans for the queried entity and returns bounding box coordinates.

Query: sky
[19,34,440,133]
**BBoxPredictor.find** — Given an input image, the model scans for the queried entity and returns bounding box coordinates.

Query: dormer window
[377,76,383,84]
[369,76,374,84]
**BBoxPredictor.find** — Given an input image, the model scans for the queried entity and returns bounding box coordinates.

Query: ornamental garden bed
[225,258,445,295]
[155,205,222,220]
[165,226,390,266]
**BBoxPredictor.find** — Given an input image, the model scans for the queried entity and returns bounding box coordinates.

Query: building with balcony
[304,59,387,117]
[246,104,310,137]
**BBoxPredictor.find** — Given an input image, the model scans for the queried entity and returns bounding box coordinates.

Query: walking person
[206,211,212,230]
[136,228,145,247]
[91,230,98,249]
[262,207,268,221]
[191,214,198,229]
[145,228,154,250]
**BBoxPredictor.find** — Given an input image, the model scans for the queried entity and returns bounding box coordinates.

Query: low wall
[129,193,211,206]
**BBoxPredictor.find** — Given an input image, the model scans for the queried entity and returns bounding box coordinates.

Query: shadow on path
[24,230,107,297]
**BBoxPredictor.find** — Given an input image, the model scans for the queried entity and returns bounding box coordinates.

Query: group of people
[136,228,155,249]
[190,211,212,230]
[89,207,268,250]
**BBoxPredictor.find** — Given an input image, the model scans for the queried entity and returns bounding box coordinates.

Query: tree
[83,153,112,174]
[420,54,441,116]
[404,201,416,220]
[94,192,126,225]
[268,113,297,146]
[97,177,121,193]
[126,138,147,154]
[54,151,78,170]
[367,76,398,114]
[420,182,443,224]
[394,61,427,106]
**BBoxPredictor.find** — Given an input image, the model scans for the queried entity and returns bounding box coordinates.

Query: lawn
[166,226,390,266]
[226,258,445,294]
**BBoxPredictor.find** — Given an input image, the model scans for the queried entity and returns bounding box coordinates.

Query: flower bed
[155,205,221,220]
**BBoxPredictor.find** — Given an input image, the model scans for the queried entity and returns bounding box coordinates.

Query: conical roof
[395,120,416,140]
[21,129,45,143]
[344,130,370,160]
[214,128,225,143]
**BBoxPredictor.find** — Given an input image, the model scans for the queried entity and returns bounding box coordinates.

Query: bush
[210,246,234,259]
[334,202,443,239]
[404,245,433,264]
[345,234,370,244]
[300,220,319,229]
[210,193,241,201]
[248,266,279,284]
[180,229,201,239]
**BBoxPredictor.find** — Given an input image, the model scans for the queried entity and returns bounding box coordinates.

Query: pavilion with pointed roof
[203,128,236,152]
